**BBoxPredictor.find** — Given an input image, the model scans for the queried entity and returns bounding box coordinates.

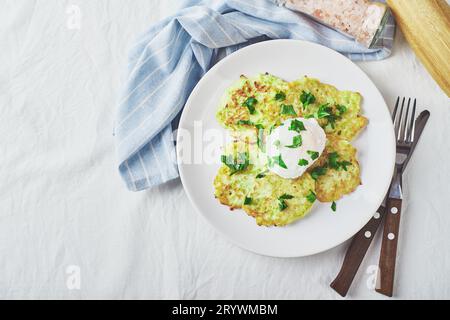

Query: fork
[376,97,417,297]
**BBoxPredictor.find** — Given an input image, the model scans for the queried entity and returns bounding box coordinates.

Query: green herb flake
[298,159,309,166]
[272,154,288,169]
[221,152,250,175]
[331,201,337,212]
[328,152,340,169]
[326,114,338,129]
[289,119,306,133]
[278,199,288,211]
[300,91,316,108]
[280,104,297,116]
[310,166,327,180]
[310,104,344,129]
[278,194,293,211]
[286,135,303,148]
[256,172,266,179]
[337,105,347,115]
[339,160,352,171]
[236,120,254,126]
[243,97,258,114]
[306,190,317,203]
[317,104,332,119]
[307,150,320,160]
[244,197,252,205]
[256,126,265,151]
[327,152,352,171]
[275,92,286,101]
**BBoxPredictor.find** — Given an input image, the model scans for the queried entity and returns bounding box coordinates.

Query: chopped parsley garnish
[331,201,337,212]
[236,120,254,126]
[300,91,316,108]
[221,152,250,175]
[309,104,346,129]
[243,97,258,114]
[257,132,264,150]
[275,92,286,101]
[289,119,306,133]
[244,197,252,205]
[286,135,303,148]
[278,199,288,211]
[328,152,352,171]
[317,104,332,119]
[269,125,276,135]
[326,114,339,129]
[280,104,297,116]
[256,172,267,179]
[337,105,348,115]
[279,194,294,200]
[328,152,340,169]
[306,190,317,203]
[271,154,288,169]
[298,159,309,166]
[278,194,294,211]
[256,124,265,151]
[307,150,320,160]
[339,161,352,171]
[310,166,327,180]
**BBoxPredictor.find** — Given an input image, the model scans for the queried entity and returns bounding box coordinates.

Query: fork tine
[408,99,417,143]
[403,99,412,142]
[401,98,411,142]
[392,96,400,122]
[395,97,405,140]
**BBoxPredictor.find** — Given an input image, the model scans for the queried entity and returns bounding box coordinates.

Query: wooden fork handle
[376,197,402,297]
[330,206,386,297]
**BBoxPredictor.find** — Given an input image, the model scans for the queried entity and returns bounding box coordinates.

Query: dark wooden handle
[376,197,402,297]
[330,206,386,297]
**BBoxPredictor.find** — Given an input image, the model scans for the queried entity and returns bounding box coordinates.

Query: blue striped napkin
[115,0,395,191]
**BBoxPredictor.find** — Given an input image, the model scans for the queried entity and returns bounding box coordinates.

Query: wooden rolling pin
[387,0,450,97]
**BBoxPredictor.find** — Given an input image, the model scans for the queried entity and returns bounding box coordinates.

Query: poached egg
[266,118,326,179]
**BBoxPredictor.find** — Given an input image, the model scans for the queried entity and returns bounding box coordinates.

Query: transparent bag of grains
[275,0,392,48]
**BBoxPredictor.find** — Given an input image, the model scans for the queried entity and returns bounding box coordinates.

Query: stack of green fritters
[214,74,367,227]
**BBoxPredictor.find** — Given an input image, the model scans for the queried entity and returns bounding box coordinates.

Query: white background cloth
[1,0,449,299]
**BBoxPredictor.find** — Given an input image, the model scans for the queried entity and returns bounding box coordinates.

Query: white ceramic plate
[177,40,395,258]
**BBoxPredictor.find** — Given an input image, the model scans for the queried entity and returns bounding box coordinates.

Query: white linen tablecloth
[1,0,449,299]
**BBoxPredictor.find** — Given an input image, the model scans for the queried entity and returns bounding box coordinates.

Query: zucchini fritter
[312,137,361,202]
[243,173,316,227]
[213,140,265,209]
[288,77,368,141]
[216,73,290,132]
